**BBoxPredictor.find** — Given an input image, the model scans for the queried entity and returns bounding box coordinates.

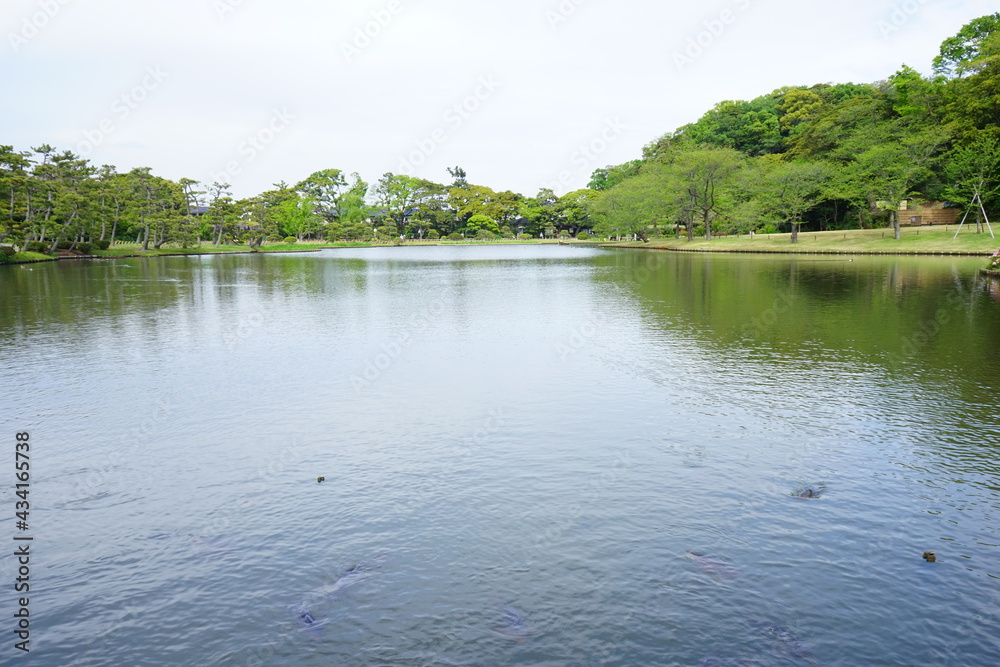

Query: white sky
[1,0,993,199]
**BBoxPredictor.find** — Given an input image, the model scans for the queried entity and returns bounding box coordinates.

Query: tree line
[0,151,598,253]
[590,13,1000,243]
[2,14,999,253]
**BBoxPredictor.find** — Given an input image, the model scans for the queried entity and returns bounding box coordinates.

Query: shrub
[447,232,463,241]
[57,239,74,250]
[988,250,1000,271]
[76,242,94,254]
[26,241,48,253]
[283,236,297,244]
[426,229,440,240]
[0,245,15,257]
[577,232,590,241]
[94,239,111,250]
[475,229,497,241]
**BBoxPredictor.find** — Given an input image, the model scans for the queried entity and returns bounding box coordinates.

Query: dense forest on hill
[591,12,1000,243]
[1,14,998,254]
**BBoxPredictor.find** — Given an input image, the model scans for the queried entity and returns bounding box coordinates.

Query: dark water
[1,246,998,666]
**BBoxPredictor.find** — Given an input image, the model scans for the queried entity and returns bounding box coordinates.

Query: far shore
[0,238,563,265]
[599,225,998,256]
[3,227,999,266]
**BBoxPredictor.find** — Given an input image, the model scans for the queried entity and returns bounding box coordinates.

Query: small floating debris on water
[791,486,825,499]
[923,551,937,562]
[685,551,738,580]
[316,476,325,483]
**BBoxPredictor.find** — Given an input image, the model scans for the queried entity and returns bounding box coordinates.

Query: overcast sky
[2,0,994,199]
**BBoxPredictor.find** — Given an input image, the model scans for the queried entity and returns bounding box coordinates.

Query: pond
[1,246,998,665]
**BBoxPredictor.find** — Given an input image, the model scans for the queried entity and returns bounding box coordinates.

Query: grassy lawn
[91,243,324,256]
[0,251,57,264]
[606,225,1000,254]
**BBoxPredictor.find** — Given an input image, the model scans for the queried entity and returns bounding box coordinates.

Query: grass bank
[0,251,58,265]
[602,226,1000,255]
[1,238,568,265]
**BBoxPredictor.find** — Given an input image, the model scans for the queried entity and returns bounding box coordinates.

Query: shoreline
[600,245,994,257]
[0,246,329,266]
[0,240,562,265]
[596,226,999,257]
[4,235,998,265]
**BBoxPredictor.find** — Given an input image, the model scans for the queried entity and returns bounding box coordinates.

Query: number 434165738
[15,432,30,501]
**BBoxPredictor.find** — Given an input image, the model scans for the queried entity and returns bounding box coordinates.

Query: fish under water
[287,552,387,635]
[316,552,387,596]
[756,620,818,666]
[288,604,328,633]
[490,603,537,642]
[791,486,826,499]
[685,551,738,580]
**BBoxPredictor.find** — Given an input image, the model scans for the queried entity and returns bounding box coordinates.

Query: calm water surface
[1,246,998,666]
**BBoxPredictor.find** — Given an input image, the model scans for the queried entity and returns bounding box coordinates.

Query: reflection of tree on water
[596,251,999,382]
[594,251,1000,548]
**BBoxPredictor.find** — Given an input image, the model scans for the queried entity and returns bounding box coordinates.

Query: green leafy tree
[681,96,783,156]
[448,184,520,226]
[295,169,348,222]
[944,131,1000,233]
[406,179,449,239]
[204,182,239,247]
[518,188,559,237]
[0,145,32,246]
[756,160,833,243]
[274,195,320,241]
[588,160,643,190]
[374,173,424,230]
[447,166,468,188]
[592,163,677,241]
[556,189,599,236]
[464,214,500,236]
[845,126,947,239]
[672,146,745,240]
[933,12,1000,78]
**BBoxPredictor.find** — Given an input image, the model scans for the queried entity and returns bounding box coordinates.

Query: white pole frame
[953,192,995,240]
